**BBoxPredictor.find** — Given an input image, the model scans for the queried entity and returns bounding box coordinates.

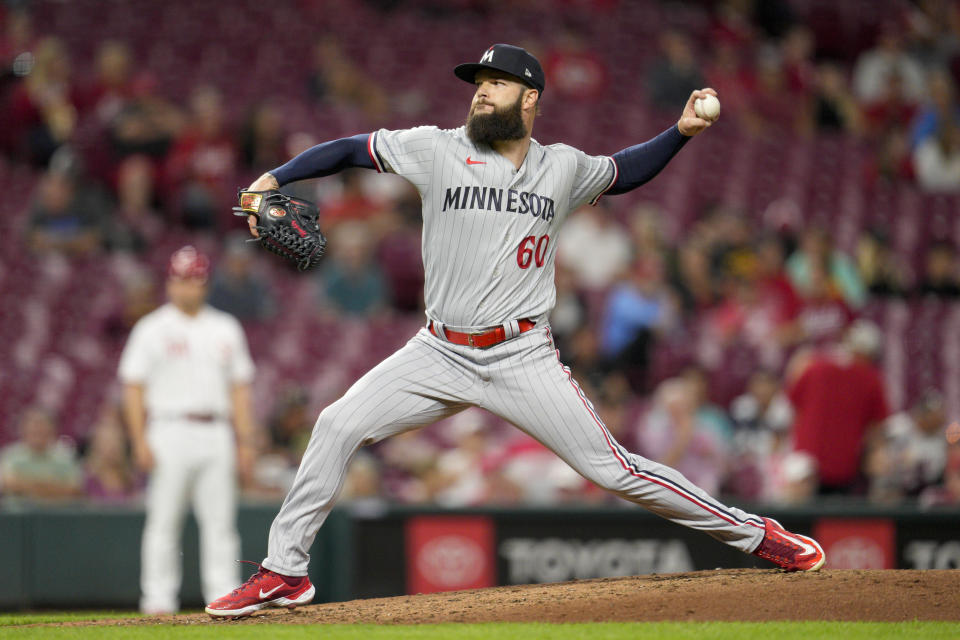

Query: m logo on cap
[480,49,494,64]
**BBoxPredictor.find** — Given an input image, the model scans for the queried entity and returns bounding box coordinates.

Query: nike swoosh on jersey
[259,584,285,599]
[466,156,486,165]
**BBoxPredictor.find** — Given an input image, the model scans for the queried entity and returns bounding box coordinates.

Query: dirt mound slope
[48,569,960,626]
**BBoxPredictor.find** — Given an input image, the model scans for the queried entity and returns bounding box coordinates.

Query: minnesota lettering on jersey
[442,186,556,222]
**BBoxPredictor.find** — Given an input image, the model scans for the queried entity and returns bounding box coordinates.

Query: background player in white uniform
[206,44,824,618]
[120,246,257,614]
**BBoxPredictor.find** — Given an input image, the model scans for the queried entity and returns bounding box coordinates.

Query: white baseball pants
[140,421,240,613]
[263,326,765,576]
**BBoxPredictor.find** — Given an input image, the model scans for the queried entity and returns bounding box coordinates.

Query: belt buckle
[467,332,479,347]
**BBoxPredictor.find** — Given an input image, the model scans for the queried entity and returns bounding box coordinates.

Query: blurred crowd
[2,0,960,511]
[643,0,960,191]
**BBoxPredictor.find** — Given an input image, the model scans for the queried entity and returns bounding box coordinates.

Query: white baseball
[694,94,720,120]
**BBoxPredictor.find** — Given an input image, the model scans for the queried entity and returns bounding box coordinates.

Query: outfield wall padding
[1,501,958,609]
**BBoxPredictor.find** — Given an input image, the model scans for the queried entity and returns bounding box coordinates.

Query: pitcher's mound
[190,569,957,624]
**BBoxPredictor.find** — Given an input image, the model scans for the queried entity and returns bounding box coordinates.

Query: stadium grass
[1,620,959,639]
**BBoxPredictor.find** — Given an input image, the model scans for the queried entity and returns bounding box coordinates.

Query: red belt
[429,319,536,348]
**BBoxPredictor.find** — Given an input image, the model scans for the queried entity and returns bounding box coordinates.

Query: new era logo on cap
[454,44,545,95]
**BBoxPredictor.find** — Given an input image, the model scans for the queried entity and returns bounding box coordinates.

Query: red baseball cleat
[752,517,826,572]
[205,564,315,618]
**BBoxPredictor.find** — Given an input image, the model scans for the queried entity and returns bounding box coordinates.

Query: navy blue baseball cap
[454,44,545,94]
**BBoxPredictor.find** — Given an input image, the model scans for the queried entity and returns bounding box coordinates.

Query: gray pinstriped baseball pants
[262,326,765,576]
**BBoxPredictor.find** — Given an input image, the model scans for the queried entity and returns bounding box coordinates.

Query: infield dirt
[45,569,960,626]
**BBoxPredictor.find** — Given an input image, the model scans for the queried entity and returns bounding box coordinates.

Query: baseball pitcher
[206,44,824,618]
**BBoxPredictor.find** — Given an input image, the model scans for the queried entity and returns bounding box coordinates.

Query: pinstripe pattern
[371,126,613,329]
[260,125,765,577]
[264,327,764,575]
[263,330,475,574]
[477,328,765,551]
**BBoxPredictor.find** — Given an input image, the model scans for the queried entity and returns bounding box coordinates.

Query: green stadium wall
[1,502,958,609]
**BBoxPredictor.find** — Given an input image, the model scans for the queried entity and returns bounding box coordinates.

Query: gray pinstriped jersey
[369,126,616,328]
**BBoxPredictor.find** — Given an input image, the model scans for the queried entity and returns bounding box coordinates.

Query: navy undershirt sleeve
[606,125,690,195]
[269,134,374,186]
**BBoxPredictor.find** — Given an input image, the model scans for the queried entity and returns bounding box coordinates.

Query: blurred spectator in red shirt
[780,25,816,96]
[79,40,135,127]
[862,69,918,140]
[785,258,856,348]
[786,320,890,495]
[696,226,794,366]
[318,170,386,231]
[77,40,148,184]
[700,260,794,372]
[645,30,705,113]
[756,234,802,324]
[543,28,608,101]
[709,0,758,49]
[164,85,237,229]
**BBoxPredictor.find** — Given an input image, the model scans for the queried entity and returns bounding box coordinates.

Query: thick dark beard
[466,93,526,145]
